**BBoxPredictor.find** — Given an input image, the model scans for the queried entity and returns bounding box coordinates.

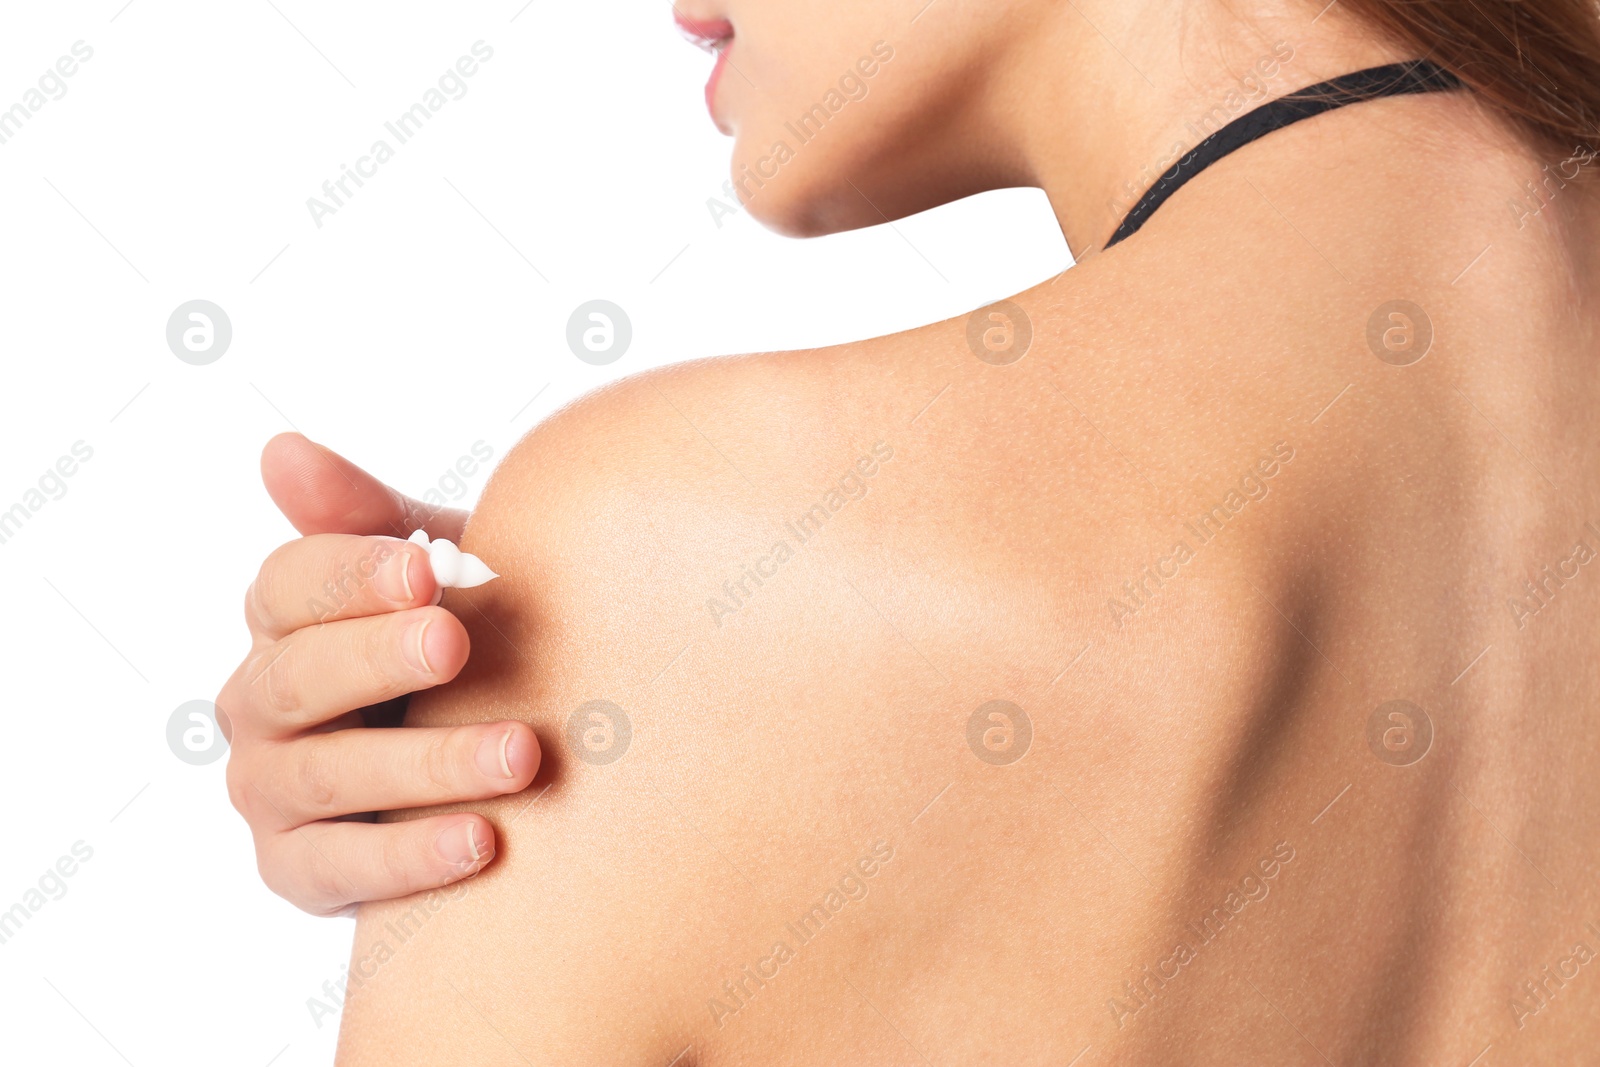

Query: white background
[0,1,1069,1063]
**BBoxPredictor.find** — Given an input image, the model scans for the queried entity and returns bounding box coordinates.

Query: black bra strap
[1105,60,1463,249]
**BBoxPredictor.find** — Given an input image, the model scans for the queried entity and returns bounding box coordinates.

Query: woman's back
[334,87,1600,1064]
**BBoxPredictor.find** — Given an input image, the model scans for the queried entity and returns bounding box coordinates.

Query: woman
[218,0,1600,1062]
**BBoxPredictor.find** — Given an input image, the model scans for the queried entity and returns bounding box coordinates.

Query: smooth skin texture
[233,0,1599,1060]
[337,162,1600,1060]
[217,434,540,915]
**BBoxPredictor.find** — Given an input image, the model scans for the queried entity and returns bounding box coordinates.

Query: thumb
[260,432,468,541]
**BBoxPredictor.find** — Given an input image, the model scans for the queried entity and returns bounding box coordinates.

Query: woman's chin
[728,169,878,239]
[751,202,833,239]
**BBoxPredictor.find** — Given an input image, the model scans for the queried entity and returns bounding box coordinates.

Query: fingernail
[436,821,490,871]
[476,729,515,779]
[403,617,435,675]
[376,548,416,604]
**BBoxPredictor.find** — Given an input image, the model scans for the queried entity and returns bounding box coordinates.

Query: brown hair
[1346,0,1600,152]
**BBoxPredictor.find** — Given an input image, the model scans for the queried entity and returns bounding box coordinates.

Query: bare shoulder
[334,342,970,1064]
[337,194,1600,1062]
[334,265,1330,1065]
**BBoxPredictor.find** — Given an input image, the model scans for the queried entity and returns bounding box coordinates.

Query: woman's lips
[705,44,731,124]
[674,13,734,127]
[673,13,733,50]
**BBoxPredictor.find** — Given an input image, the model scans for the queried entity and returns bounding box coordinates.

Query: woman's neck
[983,1,1413,254]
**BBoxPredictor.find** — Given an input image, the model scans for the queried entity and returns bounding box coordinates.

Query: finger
[245,607,468,735]
[248,534,438,639]
[251,721,539,824]
[257,814,499,916]
[261,432,469,541]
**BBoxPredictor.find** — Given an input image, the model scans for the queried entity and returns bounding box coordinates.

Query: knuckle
[252,639,303,720]
[294,740,341,814]
[224,756,253,818]
[255,838,298,905]
[251,544,295,630]
[305,900,349,918]
[254,846,281,896]
[257,834,348,915]
[356,617,411,699]
[302,841,352,909]
[378,830,430,897]
[214,680,241,745]
[214,679,241,739]
[358,536,401,581]
[242,581,260,631]
[420,729,459,794]
[318,537,396,620]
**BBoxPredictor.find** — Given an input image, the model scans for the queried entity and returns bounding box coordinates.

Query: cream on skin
[408,529,499,604]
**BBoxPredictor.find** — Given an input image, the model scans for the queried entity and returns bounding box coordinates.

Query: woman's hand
[217,433,539,916]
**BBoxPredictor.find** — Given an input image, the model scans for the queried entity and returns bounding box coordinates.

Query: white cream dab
[408,529,499,604]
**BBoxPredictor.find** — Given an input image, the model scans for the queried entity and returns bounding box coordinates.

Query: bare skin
[206,0,1600,1058]
[332,85,1600,1064]
[218,437,541,915]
